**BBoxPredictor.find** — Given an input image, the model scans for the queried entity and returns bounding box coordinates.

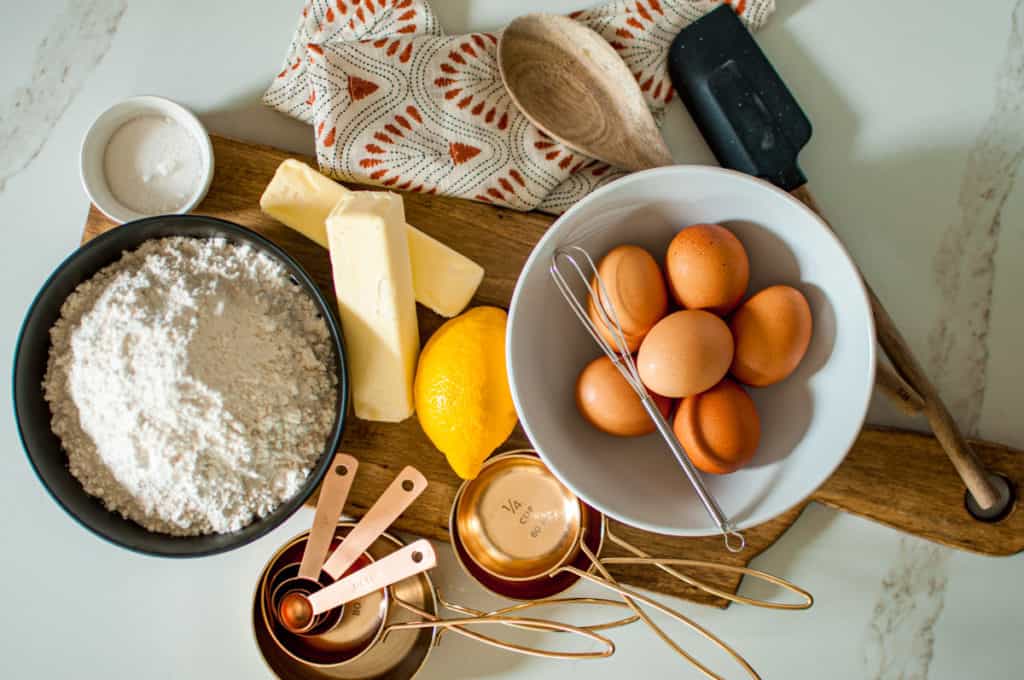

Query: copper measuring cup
[254,527,437,679]
[261,528,401,667]
[450,451,815,679]
[268,465,427,635]
[256,526,619,674]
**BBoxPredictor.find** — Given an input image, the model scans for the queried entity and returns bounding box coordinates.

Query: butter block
[260,160,483,317]
[259,159,339,248]
[326,191,419,422]
[406,227,484,318]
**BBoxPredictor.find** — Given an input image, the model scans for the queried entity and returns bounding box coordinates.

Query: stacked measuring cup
[252,454,621,679]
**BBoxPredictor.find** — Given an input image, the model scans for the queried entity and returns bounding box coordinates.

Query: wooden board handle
[814,427,1021,555]
[790,184,1001,510]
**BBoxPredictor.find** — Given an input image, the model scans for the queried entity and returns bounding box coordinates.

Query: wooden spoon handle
[875,360,925,415]
[790,184,1000,509]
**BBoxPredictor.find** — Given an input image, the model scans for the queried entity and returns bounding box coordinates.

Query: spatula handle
[790,184,1000,509]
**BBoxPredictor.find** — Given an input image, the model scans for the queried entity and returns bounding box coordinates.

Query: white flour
[43,237,338,535]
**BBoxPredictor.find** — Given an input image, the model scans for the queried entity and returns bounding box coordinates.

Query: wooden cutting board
[82,136,1023,608]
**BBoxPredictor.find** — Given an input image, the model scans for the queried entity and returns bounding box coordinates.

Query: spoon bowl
[497,13,672,171]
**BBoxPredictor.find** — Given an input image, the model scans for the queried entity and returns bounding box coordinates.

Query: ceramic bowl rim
[506,164,876,537]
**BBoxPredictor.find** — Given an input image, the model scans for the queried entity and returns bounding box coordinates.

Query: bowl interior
[13,215,347,556]
[454,453,583,581]
[507,166,875,536]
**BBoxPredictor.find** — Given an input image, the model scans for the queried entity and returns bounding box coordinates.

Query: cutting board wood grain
[82,136,1023,608]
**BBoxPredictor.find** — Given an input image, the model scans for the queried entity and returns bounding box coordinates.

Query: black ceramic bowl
[12,215,348,557]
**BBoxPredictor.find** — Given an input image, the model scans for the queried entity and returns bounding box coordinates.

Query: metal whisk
[550,245,746,553]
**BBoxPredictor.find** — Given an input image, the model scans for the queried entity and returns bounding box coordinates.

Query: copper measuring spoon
[257,526,403,668]
[277,539,438,634]
[268,453,358,634]
[270,466,427,634]
[320,466,427,579]
[255,525,619,670]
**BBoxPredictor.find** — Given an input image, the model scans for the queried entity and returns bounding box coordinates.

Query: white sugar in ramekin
[80,96,214,224]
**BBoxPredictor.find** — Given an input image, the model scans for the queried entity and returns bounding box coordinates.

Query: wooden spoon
[497,13,673,172]
[497,13,1003,511]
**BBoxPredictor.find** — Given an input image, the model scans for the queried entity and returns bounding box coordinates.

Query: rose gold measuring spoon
[271,466,428,634]
[301,454,359,580]
[277,539,438,634]
[319,466,427,580]
[267,453,359,633]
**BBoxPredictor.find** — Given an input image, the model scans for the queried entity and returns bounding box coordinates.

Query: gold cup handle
[382,593,616,660]
[565,540,761,680]
[439,594,640,633]
[603,528,814,610]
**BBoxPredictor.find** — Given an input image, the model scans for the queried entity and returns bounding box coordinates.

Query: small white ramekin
[80,96,215,224]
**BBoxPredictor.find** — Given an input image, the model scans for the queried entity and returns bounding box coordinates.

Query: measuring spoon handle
[320,466,427,579]
[308,539,436,616]
[299,454,359,580]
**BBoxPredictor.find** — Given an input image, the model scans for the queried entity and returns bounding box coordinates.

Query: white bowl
[507,166,875,537]
[80,96,214,224]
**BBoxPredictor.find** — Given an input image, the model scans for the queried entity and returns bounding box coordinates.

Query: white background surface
[2,1,1022,678]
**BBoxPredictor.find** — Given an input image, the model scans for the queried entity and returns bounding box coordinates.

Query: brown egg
[576,356,673,436]
[587,245,669,352]
[637,310,734,398]
[665,224,750,315]
[673,378,760,474]
[730,285,813,387]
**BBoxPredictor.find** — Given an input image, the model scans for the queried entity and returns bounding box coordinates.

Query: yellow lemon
[414,306,517,479]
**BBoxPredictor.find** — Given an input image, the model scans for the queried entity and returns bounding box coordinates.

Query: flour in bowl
[43,236,338,535]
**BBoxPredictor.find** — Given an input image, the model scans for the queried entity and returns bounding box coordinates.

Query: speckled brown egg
[637,310,734,398]
[576,355,674,436]
[730,285,813,387]
[672,378,760,474]
[587,245,669,352]
[665,224,749,315]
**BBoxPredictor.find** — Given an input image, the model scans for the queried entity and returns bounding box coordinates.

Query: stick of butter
[260,160,483,318]
[326,191,419,422]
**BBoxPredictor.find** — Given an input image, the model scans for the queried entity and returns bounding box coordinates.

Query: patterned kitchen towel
[264,0,775,213]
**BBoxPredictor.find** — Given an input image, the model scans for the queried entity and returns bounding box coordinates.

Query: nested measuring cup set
[252,451,813,680]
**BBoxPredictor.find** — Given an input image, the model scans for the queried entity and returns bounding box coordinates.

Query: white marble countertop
[2,1,1022,678]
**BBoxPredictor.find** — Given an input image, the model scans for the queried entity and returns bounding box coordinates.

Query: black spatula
[666,5,1004,512]
[668,5,811,190]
